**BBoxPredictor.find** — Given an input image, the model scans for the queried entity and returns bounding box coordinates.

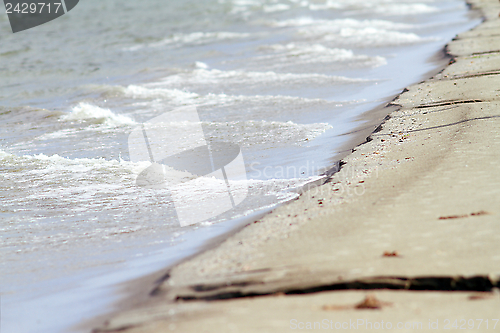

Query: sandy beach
[92,0,500,332]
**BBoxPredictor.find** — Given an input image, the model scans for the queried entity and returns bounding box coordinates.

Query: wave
[308,1,439,15]
[0,149,149,176]
[116,84,342,106]
[92,84,356,124]
[255,43,387,68]
[369,3,440,16]
[270,17,415,30]
[123,85,199,101]
[133,119,333,147]
[148,68,369,90]
[267,17,435,48]
[316,28,436,48]
[228,0,438,18]
[124,31,251,51]
[0,147,324,214]
[61,103,137,127]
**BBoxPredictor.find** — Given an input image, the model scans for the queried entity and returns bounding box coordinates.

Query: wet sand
[93,1,500,332]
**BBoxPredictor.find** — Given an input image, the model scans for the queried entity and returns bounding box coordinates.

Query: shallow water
[0,1,478,332]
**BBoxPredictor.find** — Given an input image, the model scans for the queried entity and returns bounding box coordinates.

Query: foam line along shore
[92,0,500,332]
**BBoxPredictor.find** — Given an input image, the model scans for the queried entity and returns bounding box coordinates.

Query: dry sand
[93,0,500,332]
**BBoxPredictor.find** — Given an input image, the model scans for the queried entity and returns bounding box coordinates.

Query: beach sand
[92,0,500,332]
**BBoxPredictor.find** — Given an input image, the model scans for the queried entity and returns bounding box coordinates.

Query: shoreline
[78,41,456,333]
[92,1,500,332]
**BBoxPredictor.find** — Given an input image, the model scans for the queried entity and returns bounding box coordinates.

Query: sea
[0,0,478,332]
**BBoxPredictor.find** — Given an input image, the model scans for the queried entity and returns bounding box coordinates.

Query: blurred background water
[0,0,478,332]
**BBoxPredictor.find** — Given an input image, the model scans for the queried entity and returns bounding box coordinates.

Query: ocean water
[0,1,478,332]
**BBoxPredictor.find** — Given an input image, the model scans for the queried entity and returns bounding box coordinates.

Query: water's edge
[79,20,478,331]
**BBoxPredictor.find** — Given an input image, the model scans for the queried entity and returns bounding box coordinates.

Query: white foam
[125,32,251,51]
[194,61,209,69]
[256,43,387,67]
[318,28,434,47]
[276,17,435,47]
[1,148,320,220]
[232,0,261,6]
[154,32,250,46]
[61,103,137,127]
[268,17,433,47]
[122,85,199,102]
[307,1,439,15]
[0,150,158,191]
[271,17,414,30]
[115,84,336,107]
[307,0,341,11]
[0,148,13,159]
[17,153,150,175]
[35,128,79,141]
[373,3,439,16]
[203,93,337,106]
[149,68,368,89]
